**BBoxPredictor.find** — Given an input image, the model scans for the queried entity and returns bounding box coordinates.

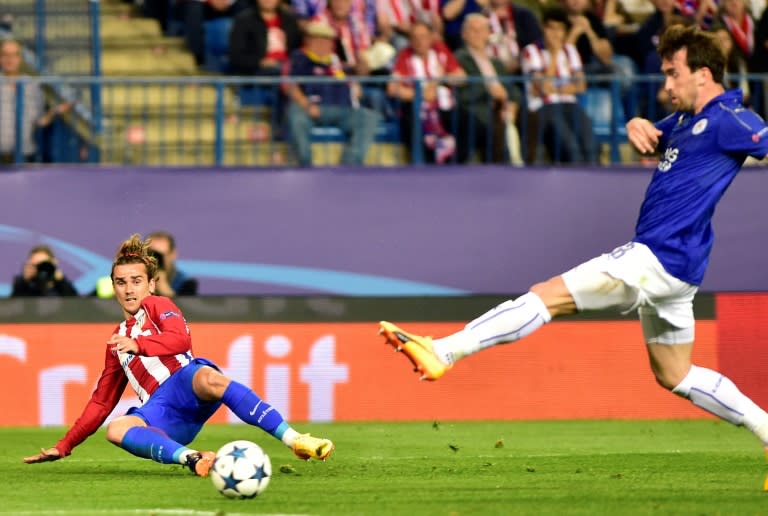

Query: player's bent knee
[529,276,577,317]
[650,363,690,391]
[193,366,230,401]
[652,372,679,391]
[105,423,121,445]
[105,416,142,445]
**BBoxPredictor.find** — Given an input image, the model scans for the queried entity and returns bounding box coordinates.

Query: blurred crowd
[116,0,768,165]
[2,0,767,166]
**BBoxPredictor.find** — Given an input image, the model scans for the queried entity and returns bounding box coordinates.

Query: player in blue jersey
[379,24,768,465]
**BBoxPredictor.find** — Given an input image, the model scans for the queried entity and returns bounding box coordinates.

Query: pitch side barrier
[1,293,767,426]
[1,166,767,296]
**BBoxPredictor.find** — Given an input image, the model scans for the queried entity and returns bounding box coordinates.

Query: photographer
[11,245,78,297]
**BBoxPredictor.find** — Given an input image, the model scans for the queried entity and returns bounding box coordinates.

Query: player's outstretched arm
[626,117,662,155]
[23,447,62,464]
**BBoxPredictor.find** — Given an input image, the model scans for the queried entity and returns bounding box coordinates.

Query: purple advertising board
[0,165,766,296]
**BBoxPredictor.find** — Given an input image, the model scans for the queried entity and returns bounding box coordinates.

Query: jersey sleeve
[134,296,192,356]
[54,347,127,456]
[717,109,768,159]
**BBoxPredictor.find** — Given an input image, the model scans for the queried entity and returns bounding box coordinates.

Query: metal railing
[1,74,765,168]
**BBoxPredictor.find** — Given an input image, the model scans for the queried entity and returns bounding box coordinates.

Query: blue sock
[222,381,289,439]
[121,426,189,464]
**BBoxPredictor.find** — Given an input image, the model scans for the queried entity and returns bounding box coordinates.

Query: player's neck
[694,83,725,114]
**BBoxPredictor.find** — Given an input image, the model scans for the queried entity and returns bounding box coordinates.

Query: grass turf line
[2,420,766,515]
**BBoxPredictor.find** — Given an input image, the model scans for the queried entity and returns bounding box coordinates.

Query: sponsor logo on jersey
[692,118,707,135]
[658,147,679,172]
[159,310,179,320]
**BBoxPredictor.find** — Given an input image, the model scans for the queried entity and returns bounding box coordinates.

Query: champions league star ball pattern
[210,440,272,498]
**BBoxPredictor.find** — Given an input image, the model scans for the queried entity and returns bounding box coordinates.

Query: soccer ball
[210,440,272,499]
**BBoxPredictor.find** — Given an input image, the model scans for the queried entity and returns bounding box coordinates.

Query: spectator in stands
[521,6,597,164]
[455,13,523,163]
[593,0,638,41]
[561,0,614,73]
[147,231,199,297]
[291,0,324,22]
[387,21,466,163]
[717,0,759,110]
[481,0,543,75]
[378,0,444,50]
[291,0,378,33]
[283,20,381,166]
[631,0,692,117]
[141,0,184,35]
[562,0,637,95]
[313,0,394,111]
[719,0,754,62]
[0,13,13,33]
[180,0,249,66]
[675,0,719,28]
[632,0,687,72]
[229,0,302,76]
[0,39,72,164]
[709,22,750,100]
[442,0,485,50]
[11,245,78,297]
[751,3,768,117]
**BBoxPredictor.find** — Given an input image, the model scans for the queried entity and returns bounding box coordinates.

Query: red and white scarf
[722,13,754,56]
[487,6,519,63]
[406,48,454,109]
[388,0,440,25]
[315,10,372,66]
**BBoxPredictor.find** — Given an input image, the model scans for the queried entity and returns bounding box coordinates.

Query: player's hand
[626,117,662,155]
[24,447,61,464]
[488,81,507,101]
[108,334,139,354]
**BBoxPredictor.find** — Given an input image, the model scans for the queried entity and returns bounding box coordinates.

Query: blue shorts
[127,358,222,445]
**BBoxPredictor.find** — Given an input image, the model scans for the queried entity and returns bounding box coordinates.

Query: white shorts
[561,242,698,345]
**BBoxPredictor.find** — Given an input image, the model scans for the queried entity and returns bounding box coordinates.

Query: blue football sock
[121,426,188,464]
[222,381,288,439]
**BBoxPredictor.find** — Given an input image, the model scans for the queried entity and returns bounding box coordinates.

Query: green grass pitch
[2,420,766,515]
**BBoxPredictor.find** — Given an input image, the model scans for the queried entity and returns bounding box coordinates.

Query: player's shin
[221,381,297,445]
[672,365,768,443]
[435,293,552,363]
[120,426,187,464]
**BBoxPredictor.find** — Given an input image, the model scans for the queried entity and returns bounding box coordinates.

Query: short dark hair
[28,245,55,259]
[541,6,571,29]
[147,230,176,251]
[657,24,725,84]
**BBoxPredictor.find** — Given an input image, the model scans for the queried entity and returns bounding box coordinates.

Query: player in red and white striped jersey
[24,234,333,475]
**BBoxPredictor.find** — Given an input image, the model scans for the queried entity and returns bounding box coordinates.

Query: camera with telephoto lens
[148,250,165,270]
[35,261,56,283]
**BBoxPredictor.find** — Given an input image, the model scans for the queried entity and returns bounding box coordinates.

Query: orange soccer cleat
[379,321,451,381]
